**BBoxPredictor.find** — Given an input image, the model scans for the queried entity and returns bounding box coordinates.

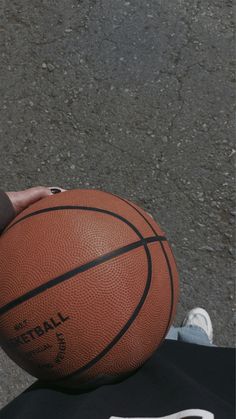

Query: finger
[21,186,53,206]
[49,187,66,194]
[24,186,66,204]
[6,186,66,214]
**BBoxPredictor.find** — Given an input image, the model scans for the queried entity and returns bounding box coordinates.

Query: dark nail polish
[50,188,62,194]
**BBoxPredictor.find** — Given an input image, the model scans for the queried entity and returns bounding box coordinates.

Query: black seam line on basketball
[4,205,165,242]
[106,192,174,342]
[105,191,158,237]
[0,236,164,317]
[54,241,152,382]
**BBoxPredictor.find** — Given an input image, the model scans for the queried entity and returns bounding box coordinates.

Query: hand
[6,186,66,216]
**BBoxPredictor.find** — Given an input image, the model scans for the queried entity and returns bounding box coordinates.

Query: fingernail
[50,188,62,194]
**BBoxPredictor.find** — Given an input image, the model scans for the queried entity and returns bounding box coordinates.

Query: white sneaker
[182,307,213,344]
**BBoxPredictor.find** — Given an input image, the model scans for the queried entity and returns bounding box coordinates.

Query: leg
[166,308,214,347]
[166,325,212,346]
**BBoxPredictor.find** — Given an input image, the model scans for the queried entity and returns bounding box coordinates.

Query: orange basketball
[0,189,179,389]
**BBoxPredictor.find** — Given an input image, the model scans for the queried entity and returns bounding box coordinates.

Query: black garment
[0,190,15,234]
[1,340,234,419]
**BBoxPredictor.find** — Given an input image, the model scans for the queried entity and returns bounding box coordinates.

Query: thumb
[6,186,65,215]
[18,186,52,207]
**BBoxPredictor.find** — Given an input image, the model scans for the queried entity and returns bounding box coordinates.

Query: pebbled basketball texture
[0,189,179,389]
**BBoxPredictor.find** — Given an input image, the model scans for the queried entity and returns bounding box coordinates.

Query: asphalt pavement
[0,0,235,409]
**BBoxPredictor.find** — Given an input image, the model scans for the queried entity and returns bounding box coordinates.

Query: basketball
[0,189,179,389]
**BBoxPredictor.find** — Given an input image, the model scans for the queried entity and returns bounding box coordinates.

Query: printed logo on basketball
[26,343,53,359]
[28,332,67,369]
[13,319,28,331]
[7,312,70,347]
[55,331,66,364]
